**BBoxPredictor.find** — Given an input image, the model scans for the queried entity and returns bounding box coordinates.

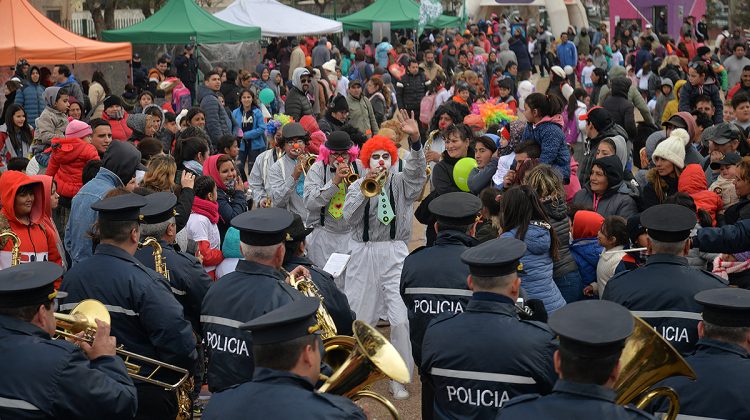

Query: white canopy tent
[214,0,343,37]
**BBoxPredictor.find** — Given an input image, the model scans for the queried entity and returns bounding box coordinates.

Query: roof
[214,0,342,37]
[338,0,461,30]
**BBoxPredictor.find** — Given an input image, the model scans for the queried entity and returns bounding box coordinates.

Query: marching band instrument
[615,316,697,420]
[300,153,318,176]
[604,247,648,254]
[344,164,360,186]
[54,299,190,391]
[361,168,387,198]
[281,268,338,340]
[139,237,170,280]
[424,129,439,177]
[320,320,410,420]
[0,230,21,266]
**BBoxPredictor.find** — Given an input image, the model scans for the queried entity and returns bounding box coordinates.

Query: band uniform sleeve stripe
[200,315,245,328]
[59,302,139,317]
[667,414,727,420]
[630,310,703,321]
[170,287,187,296]
[431,367,537,385]
[403,288,473,297]
[0,396,40,411]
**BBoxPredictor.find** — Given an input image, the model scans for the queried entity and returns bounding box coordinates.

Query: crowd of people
[1,11,750,420]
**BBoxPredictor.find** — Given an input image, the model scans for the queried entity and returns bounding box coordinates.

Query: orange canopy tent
[0,0,132,67]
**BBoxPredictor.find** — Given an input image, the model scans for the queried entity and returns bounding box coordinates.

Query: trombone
[54,299,190,390]
[361,168,387,198]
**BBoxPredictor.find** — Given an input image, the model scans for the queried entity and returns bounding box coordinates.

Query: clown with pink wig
[341,110,426,400]
[302,130,362,272]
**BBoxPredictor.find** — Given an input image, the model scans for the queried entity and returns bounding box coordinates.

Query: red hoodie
[101,110,133,141]
[46,137,100,199]
[0,171,62,269]
[678,163,723,225]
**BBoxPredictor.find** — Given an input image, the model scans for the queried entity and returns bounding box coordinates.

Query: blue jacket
[522,119,571,181]
[509,37,533,71]
[556,41,578,68]
[55,75,85,105]
[232,106,267,150]
[14,81,45,128]
[65,167,123,265]
[217,187,248,240]
[679,81,724,124]
[502,225,566,313]
[570,237,602,286]
[197,85,230,146]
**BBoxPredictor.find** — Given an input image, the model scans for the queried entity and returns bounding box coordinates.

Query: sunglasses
[300,77,311,83]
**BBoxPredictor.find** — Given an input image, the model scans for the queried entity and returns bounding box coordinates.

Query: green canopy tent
[338,0,461,31]
[102,0,260,44]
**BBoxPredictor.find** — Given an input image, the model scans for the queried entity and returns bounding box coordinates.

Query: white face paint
[369,149,392,172]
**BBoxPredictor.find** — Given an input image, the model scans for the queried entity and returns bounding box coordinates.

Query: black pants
[135,383,178,420]
[420,373,435,420]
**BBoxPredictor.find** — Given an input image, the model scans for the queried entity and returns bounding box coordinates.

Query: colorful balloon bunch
[265,114,294,136]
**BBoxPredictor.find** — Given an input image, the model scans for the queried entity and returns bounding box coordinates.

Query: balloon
[259,88,275,105]
[453,157,478,192]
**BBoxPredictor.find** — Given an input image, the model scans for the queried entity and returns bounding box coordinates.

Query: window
[47,9,61,24]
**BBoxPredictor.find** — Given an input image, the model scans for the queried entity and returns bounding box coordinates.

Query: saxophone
[0,231,21,266]
[139,237,170,281]
[281,268,338,340]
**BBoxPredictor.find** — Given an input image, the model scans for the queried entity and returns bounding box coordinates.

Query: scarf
[192,196,220,224]
[184,160,203,174]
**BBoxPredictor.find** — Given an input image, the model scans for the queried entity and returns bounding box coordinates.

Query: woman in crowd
[67,98,83,122]
[723,157,750,224]
[88,70,111,119]
[185,107,206,129]
[14,66,45,128]
[175,136,210,177]
[141,154,194,232]
[133,91,154,114]
[590,68,608,105]
[0,104,34,171]
[232,89,266,177]
[573,155,638,218]
[366,77,390,126]
[500,185,566,312]
[203,153,248,239]
[467,134,499,194]
[642,128,690,209]
[101,95,132,141]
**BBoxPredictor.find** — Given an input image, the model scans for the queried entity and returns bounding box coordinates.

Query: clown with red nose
[268,122,312,219]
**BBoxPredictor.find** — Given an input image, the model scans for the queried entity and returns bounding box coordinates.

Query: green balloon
[259,88,275,105]
[452,157,478,192]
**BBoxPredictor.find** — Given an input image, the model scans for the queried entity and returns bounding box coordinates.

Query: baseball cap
[710,152,742,170]
[578,106,613,131]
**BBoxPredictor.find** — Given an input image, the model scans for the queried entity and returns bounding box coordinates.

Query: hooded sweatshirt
[573,155,638,219]
[662,79,687,123]
[31,174,66,276]
[0,171,62,269]
[597,65,654,125]
[569,210,604,287]
[603,77,637,139]
[46,137,100,199]
[653,78,675,123]
[34,87,69,146]
[678,163,723,225]
[285,68,314,122]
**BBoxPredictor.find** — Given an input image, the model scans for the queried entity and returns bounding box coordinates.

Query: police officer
[401,191,481,420]
[655,288,750,419]
[282,213,356,336]
[602,204,727,355]
[421,237,558,419]
[497,300,656,419]
[201,208,309,392]
[134,192,211,332]
[0,262,137,419]
[60,194,197,420]
[202,298,366,419]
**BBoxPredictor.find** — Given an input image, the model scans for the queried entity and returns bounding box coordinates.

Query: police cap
[240,297,320,345]
[429,192,482,226]
[549,300,634,358]
[286,213,313,242]
[141,192,178,224]
[695,288,750,328]
[91,193,147,222]
[460,237,526,277]
[231,208,295,246]
[0,262,66,308]
[640,204,695,242]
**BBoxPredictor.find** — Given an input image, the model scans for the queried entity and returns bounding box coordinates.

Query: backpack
[419,92,437,125]
[172,85,192,114]
[349,64,363,82]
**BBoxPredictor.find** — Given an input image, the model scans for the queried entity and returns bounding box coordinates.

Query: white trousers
[306,228,351,289]
[344,240,414,379]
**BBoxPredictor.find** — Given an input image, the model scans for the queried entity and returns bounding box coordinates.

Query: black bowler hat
[325,131,354,151]
[549,300,634,358]
[286,213,314,242]
[231,208,295,246]
[695,288,750,328]
[282,122,308,140]
[0,262,66,308]
[429,191,482,226]
[91,193,147,222]
[141,192,178,224]
[240,297,321,344]
[460,236,526,277]
[640,204,696,242]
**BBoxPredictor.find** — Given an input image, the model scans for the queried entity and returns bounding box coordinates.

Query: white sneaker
[389,380,410,400]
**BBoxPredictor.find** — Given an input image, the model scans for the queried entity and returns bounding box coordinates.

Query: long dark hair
[525,92,564,119]
[3,104,33,151]
[92,70,111,95]
[501,185,560,260]
[239,88,257,110]
[567,88,587,121]
[174,137,209,169]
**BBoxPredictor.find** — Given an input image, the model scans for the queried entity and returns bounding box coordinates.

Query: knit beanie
[652,128,690,169]
[65,119,92,139]
[103,95,123,109]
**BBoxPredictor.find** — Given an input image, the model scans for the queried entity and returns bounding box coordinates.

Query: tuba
[139,237,169,280]
[0,230,21,266]
[361,168,387,198]
[282,268,338,340]
[615,316,697,420]
[319,320,410,420]
[54,299,190,390]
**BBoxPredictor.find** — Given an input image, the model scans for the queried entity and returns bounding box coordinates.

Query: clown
[268,122,311,219]
[249,114,291,208]
[302,131,361,275]
[342,110,426,400]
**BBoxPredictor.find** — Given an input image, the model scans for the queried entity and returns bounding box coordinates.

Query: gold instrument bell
[0,230,21,266]
[361,168,387,198]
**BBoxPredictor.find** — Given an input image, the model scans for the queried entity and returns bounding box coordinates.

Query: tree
[86,0,118,40]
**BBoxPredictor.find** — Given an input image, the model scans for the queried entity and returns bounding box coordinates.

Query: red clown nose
[336,157,344,162]
[293,144,301,149]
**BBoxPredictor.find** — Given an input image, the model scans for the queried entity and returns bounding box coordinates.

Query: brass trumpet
[343,164,360,186]
[54,299,190,390]
[0,230,21,266]
[300,153,318,176]
[361,168,387,198]
[282,268,338,340]
[139,237,169,280]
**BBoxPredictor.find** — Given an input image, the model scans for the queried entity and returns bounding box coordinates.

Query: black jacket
[397,70,428,110]
[285,86,313,122]
[542,197,578,278]
[317,113,345,137]
[220,81,241,111]
[603,77,637,140]
[579,122,630,186]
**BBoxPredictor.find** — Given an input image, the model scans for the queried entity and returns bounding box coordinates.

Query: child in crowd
[569,209,604,297]
[217,134,244,183]
[580,57,596,94]
[709,151,741,212]
[678,164,723,225]
[622,214,648,270]
[522,93,571,183]
[34,87,69,146]
[497,78,518,113]
[476,187,502,243]
[187,175,224,280]
[587,215,629,298]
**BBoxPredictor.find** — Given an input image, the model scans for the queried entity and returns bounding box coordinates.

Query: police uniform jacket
[0,315,137,420]
[421,293,558,420]
[601,254,727,355]
[134,240,211,333]
[60,244,198,376]
[496,380,655,419]
[400,230,476,368]
[656,338,750,419]
[201,367,365,420]
[200,259,304,392]
[283,255,355,336]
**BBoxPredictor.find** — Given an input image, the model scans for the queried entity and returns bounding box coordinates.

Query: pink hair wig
[317,143,360,166]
